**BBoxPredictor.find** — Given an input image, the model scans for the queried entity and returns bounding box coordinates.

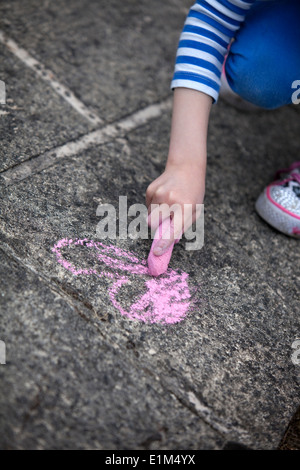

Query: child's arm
[146,87,212,255]
[146,1,254,255]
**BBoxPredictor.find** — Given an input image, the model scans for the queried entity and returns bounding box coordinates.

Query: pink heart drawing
[52,238,192,324]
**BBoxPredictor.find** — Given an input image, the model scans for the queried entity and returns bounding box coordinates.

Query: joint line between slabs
[0,98,172,186]
[0,29,103,125]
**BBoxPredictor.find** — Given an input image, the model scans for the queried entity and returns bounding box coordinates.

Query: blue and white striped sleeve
[171,0,256,102]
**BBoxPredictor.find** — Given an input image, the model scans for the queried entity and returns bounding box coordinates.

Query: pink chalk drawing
[52,238,192,324]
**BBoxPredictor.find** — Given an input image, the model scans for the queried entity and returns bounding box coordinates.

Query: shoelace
[279,172,300,188]
[275,161,300,179]
[274,162,300,191]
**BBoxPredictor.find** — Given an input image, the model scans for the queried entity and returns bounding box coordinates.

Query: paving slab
[0,249,223,450]
[0,0,189,123]
[0,46,94,172]
[0,0,299,451]
[207,101,300,305]
[1,104,299,449]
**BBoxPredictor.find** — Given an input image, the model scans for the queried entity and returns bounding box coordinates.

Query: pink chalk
[147,217,175,276]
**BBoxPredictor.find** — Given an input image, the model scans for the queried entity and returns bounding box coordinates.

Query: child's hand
[146,87,212,256]
[146,160,205,255]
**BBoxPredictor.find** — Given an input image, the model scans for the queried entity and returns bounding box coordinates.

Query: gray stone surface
[0,0,189,122]
[0,0,299,451]
[1,107,299,449]
[0,46,94,172]
[0,250,223,450]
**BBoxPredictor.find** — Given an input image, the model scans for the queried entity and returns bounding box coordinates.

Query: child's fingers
[145,181,159,209]
[152,204,199,255]
[145,186,153,209]
[147,203,171,232]
[153,208,183,256]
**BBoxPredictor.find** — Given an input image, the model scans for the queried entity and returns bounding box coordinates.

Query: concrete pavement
[0,0,299,450]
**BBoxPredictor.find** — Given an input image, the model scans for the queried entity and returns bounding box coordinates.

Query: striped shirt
[171,0,256,102]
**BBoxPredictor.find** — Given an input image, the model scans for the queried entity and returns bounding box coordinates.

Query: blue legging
[224,0,300,109]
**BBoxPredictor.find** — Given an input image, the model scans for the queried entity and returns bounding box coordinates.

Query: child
[146,0,300,256]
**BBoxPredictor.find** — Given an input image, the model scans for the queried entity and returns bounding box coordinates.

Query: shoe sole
[255,189,300,238]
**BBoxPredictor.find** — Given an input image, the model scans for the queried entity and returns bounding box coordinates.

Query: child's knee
[224,0,300,110]
[225,52,295,110]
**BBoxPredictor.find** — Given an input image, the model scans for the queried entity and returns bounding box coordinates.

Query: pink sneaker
[255,162,300,238]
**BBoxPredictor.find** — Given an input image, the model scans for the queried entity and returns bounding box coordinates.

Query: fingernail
[153,246,163,256]
[153,242,168,256]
